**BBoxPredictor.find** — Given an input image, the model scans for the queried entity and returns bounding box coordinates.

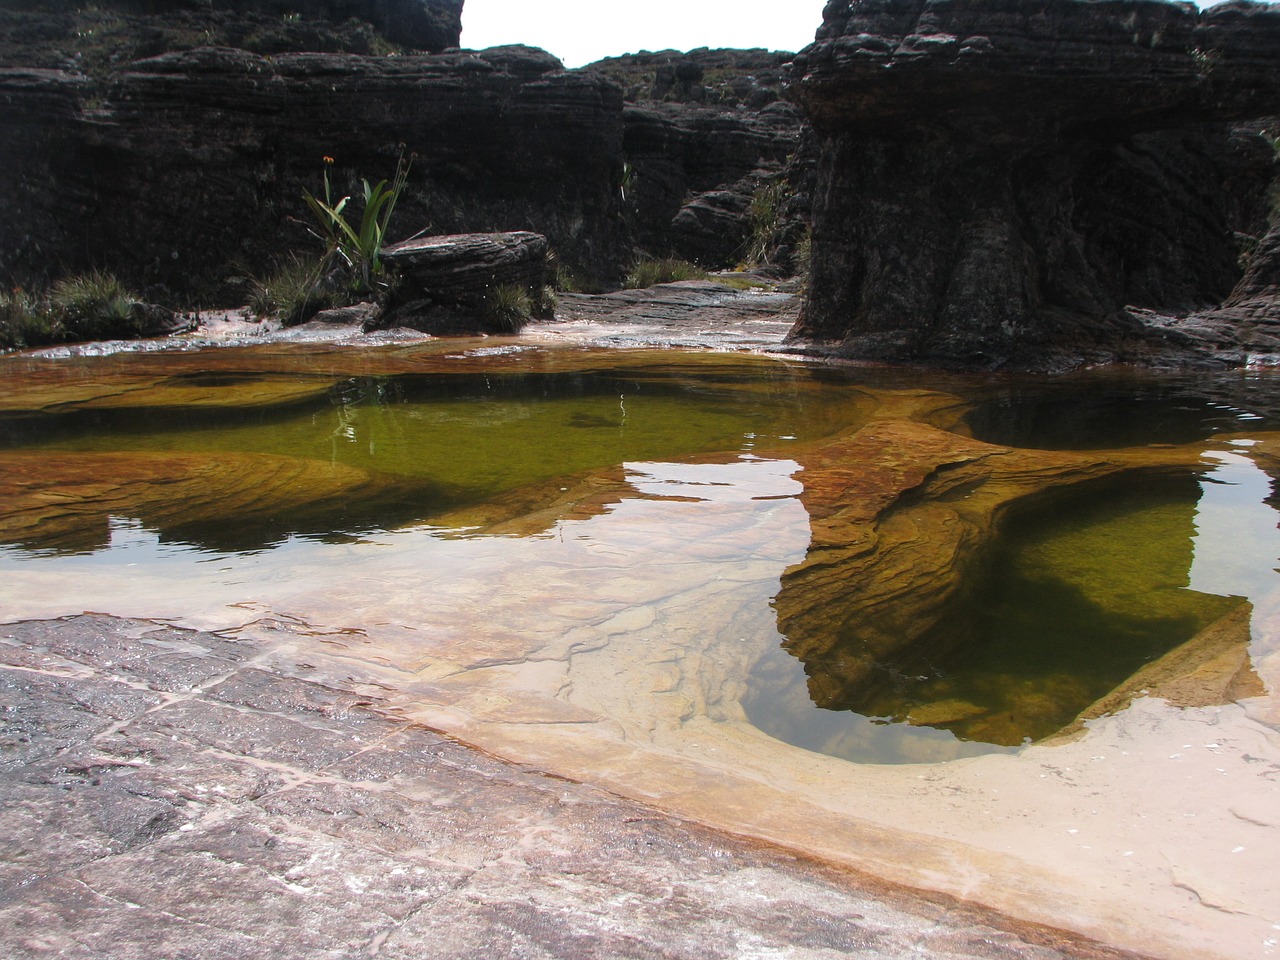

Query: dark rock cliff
[0,0,464,60]
[0,44,627,297]
[789,0,1280,371]
[586,49,808,270]
[621,98,805,268]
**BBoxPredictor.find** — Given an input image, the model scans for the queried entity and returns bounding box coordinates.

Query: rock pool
[1,337,1277,960]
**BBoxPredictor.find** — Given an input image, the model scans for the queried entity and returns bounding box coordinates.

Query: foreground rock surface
[0,615,1142,960]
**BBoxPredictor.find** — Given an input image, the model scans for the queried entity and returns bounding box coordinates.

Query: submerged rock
[0,449,412,554]
[771,416,1273,732]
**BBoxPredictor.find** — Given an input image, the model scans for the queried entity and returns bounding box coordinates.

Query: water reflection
[1190,444,1280,603]
[963,373,1279,450]
[746,438,1280,764]
[1190,443,1280,699]
[2,349,1279,768]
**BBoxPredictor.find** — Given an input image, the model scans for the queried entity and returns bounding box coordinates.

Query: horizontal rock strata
[789,0,1280,370]
[0,0,463,61]
[0,45,625,296]
[378,231,550,333]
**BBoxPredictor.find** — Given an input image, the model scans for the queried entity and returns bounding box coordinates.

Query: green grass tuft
[624,258,709,289]
[484,283,533,333]
[249,254,336,325]
[47,270,146,341]
[0,288,55,351]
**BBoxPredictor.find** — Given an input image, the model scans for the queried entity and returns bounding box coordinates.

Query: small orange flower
[323,155,335,165]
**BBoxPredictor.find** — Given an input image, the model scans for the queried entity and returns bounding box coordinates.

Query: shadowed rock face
[621,99,805,266]
[585,49,807,270]
[789,0,1280,371]
[0,0,464,55]
[0,45,627,297]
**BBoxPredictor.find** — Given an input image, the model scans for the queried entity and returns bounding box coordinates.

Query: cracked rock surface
[1,614,1141,960]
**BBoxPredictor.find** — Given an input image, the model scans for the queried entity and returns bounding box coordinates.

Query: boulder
[788,0,1280,370]
[377,231,550,334]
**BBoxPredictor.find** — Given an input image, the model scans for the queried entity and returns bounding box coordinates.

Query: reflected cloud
[1191,444,1280,700]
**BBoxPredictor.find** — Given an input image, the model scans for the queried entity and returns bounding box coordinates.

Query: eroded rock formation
[789,0,1280,370]
[0,0,464,61]
[591,50,807,269]
[0,44,625,297]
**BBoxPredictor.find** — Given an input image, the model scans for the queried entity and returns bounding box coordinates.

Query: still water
[1,347,1277,763]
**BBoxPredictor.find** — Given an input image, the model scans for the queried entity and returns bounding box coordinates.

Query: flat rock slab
[0,615,1141,960]
[541,280,799,351]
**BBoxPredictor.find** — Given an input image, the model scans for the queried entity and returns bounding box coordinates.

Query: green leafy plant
[625,258,709,289]
[302,149,412,292]
[484,283,533,333]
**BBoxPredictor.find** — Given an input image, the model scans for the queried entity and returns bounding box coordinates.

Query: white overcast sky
[460,0,1243,68]
[460,0,829,68]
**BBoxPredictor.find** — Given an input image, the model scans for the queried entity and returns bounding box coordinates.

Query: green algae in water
[0,362,874,553]
[869,476,1241,741]
[748,472,1247,763]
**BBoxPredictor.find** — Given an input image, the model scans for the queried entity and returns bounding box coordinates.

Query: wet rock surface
[542,279,798,350]
[0,615,1142,960]
[789,0,1280,371]
[1,334,1277,959]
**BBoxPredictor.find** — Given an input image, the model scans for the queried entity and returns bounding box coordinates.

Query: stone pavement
[0,615,1147,960]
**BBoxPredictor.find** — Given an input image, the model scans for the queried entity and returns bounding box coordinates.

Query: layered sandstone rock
[592,50,807,269]
[0,45,626,297]
[0,0,463,62]
[377,231,550,333]
[789,0,1280,370]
